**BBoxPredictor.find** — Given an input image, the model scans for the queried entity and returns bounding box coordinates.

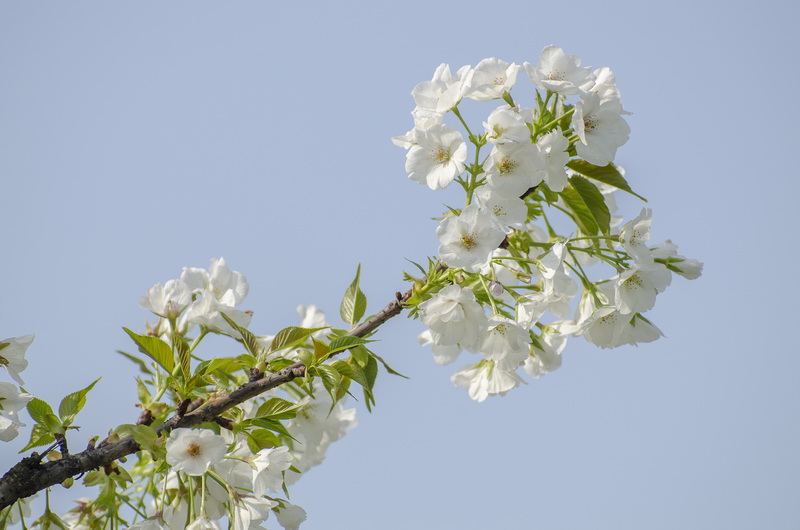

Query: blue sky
[1,1,798,529]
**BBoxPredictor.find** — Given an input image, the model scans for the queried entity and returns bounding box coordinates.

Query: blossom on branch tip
[275,502,308,530]
[437,204,506,273]
[479,317,531,371]
[165,428,227,476]
[0,382,33,442]
[139,279,191,319]
[484,142,545,196]
[483,106,532,145]
[572,92,630,166]
[419,284,488,352]
[451,360,525,402]
[524,45,595,95]
[464,58,520,102]
[0,334,34,385]
[412,63,471,117]
[524,332,567,378]
[181,257,249,307]
[405,124,467,190]
[418,329,462,366]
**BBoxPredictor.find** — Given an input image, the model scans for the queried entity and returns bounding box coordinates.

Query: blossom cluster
[396,46,702,402]
[1,259,359,529]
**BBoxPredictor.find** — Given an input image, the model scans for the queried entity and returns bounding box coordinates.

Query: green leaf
[268,327,324,353]
[27,397,55,426]
[220,313,262,358]
[326,335,370,356]
[256,397,302,420]
[372,351,409,379]
[350,345,369,368]
[171,331,191,378]
[560,176,611,236]
[572,175,611,234]
[20,424,55,453]
[566,159,646,201]
[115,350,154,375]
[340,264,367,325]
[246,428,282,452]
[311,365,342,400]
[123,328,175,373]
[115,424,160,452]
[59,378,100,425]
[202,357,241,376]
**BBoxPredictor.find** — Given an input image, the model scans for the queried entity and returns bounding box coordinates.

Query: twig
[0,286,415,510]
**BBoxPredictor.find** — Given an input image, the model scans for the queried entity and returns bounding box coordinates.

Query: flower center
[583,117,596,132]
[460,233,478,250]
[493,76,505,86]
[432,148,451,164]
[497,156,517,174]
[186,442,202,457]
[623,274,643,290]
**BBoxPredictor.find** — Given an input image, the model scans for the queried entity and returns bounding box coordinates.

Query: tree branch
[0,286,415,511]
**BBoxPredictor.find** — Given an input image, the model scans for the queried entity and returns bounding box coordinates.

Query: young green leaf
[27,397,55,427]
[340,264,368,325]
[59,378,101,425]
[326,335,370,356]
[255,397,302,420]
[20,424,55,453]
[560,176,611,236]
[566,159,646,201]
[220,312,263,358]
[123,328,175,373]
[268,327,324,353]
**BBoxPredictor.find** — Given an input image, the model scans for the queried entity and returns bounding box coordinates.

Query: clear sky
[1,1,798,529]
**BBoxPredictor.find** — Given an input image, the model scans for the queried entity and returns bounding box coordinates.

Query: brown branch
[0,286,416,511]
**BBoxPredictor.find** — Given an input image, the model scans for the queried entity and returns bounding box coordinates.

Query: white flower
[181,257,249,306]
[412,63,471,117]
[419,284,488,351]
[437,205,506,273]
[613,263,672,315]
[451,360,525,402]
[182,293,252,336]
[572,92,630,166]
[480,317,530,371]
[619,208,653,263]
[484,142,545,196]
[575,288,664,348]
[165,428,227,476]
[231,494,277,530]
[483,106,531,145]
[139,279,192,318]
[251,446,293,495]
[590,67,629,114]
[464,58,520,102]
[534,128,570,192]
[186,517,222,530]
[418,329,462,366]
[0,382,33,442]
[275,502,307,530]
[651,240,704,280]
[297,304,331,339]
[405,124,467,190]
[533,242,579,318]
[0,334,34,385]
[524,45,595,95]
[524,332,567,378]
[284,392,356,485]
[474,186,528,230]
